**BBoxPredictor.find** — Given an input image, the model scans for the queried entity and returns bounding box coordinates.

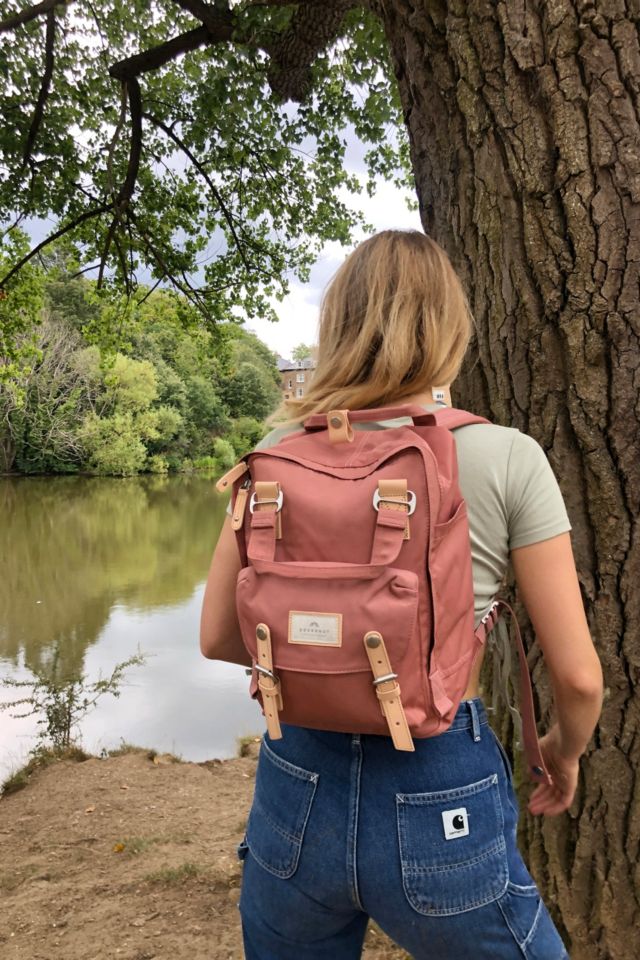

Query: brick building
[278,357,315,401]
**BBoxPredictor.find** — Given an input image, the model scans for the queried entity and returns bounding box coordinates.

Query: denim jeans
[237,697,570,959]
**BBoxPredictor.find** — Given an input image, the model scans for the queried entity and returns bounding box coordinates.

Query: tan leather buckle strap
[247,481,282,562]
[215,460,248,493]
[369,478,411,566]
[255,622,283,740]
[363,631,414,752]
[377,478,411,540]
[253,480,282,539]
[327,409,354,444]
[231,482,250,530]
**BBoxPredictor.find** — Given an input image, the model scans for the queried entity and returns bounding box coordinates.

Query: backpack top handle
[303,405,488,443]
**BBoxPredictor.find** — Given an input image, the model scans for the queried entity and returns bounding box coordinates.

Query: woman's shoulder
[455,419,552,466]
[253,423,303,450]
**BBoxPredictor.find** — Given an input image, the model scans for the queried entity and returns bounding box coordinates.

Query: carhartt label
[442,807,469,840]
[289,612,342,646]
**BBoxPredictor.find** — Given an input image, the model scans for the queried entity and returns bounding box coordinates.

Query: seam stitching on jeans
[522,895,544,950]
[261,736,319,781]
[347,735,365,911]
[497,894,527,952]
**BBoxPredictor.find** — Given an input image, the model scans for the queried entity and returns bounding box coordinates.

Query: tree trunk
[374,1,640,956]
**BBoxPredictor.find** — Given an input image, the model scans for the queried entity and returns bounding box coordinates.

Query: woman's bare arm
[511,531,603,814]
[199,515,252,667]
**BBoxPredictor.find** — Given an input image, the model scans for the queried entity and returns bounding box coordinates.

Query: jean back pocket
[396,773,508,916]
[245,738,318,879]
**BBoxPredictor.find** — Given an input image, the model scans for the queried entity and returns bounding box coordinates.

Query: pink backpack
[216,404,551,785]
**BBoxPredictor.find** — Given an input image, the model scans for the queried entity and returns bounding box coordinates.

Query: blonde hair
[268,229,476,427]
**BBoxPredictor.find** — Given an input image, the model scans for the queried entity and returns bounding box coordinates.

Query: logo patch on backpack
[288,612,342,646]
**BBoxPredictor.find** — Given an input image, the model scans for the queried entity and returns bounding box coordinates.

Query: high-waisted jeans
[237,697,569,959]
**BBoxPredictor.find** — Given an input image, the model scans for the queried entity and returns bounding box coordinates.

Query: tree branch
[127,210,201,311]
[266,0,359,102]
[21,8,56,171]
[173,0,232,32]
[0,203,113,289]
[0,0,71,34]
[116,78,142,210]
[108,25,225,81]
[97,78,142,289]
[144,111,251,273]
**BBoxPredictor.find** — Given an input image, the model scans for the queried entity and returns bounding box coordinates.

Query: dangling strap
[255,622,283,740]
[363,631,414,752]
[474,600,552,786]
[215,460,248,492]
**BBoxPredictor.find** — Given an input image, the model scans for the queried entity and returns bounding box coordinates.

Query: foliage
[0,267,280,475]
[0,1,412,339]
[0,643,148,752]
[0,229,45,379]
[291,342,314,361]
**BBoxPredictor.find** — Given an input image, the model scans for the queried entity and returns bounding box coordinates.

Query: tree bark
[373,1,640,957]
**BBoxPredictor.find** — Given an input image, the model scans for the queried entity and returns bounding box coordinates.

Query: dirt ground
[0,744,407,960]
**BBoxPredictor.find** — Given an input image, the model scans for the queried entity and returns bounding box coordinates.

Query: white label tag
[442,807,469,840]
[288,612,342,646]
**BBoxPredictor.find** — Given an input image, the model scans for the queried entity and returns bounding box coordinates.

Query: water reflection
[0,475,263,778]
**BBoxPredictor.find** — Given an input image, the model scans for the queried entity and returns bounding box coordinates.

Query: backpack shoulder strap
[425,407,492,430]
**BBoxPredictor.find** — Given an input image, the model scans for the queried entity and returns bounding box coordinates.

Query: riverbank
[0,744,405,960]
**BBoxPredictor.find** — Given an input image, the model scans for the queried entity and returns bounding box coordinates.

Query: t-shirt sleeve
[506,431,572,549]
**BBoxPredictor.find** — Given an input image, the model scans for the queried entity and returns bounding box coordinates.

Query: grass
[1,743,91,797]
[143,862,205,885]
[103,741,158,760]
[1,739,184,799]
[113,832,194,856]
[237,734,261,758]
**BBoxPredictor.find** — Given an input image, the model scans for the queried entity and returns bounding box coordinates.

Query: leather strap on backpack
[475,600,552,786]
[255,622,283,740]
[246,481,282,563]
[248,480,410,570]
[376,478,411,540]
[363,631,414,752]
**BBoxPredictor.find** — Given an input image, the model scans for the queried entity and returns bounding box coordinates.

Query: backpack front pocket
[396,773,508,916]
[236,564,423,734]
[236,565,419,675]
[245,737,318,879]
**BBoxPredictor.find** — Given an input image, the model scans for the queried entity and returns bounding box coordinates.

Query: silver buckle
[372,489,416,515]
[373,672,398,686]
[480,601,499,624]
[255,664,278,682]
[249,490,283,514]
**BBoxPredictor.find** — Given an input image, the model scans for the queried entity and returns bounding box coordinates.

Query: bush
[147,454,169,474]
[193,455,217,471]
[212,437,237,471]
[228,416,267,456]
[81,411,148,476]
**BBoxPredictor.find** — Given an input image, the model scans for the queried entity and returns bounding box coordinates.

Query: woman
[200,230,603,959]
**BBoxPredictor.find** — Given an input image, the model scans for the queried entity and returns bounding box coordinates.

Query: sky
[245,171,422,360]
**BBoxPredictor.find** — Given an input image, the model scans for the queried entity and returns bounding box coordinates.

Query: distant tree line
[0,260,281,477]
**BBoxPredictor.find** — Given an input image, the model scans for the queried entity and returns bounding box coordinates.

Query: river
[0,474,263,783]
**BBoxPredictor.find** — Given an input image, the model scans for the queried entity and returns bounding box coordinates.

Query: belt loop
[468,699,482,742]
